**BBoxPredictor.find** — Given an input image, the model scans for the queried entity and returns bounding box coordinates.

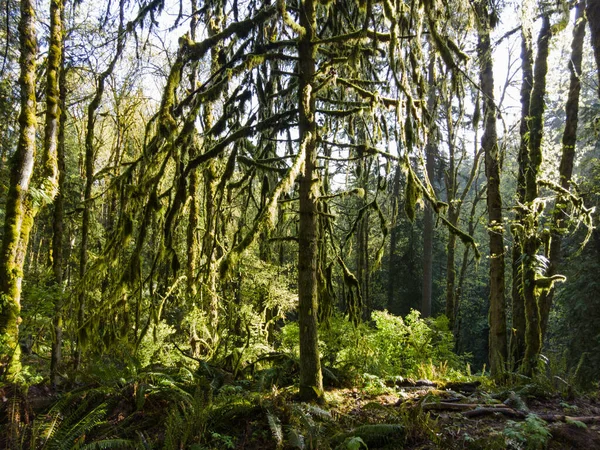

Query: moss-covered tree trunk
[511,3,534,368]
[0,0,37,381]
[201,1,224,342]
[587,0,600,95]
[521,15,552,377]
[186,0,200,305]
[538,0,586,343]
[422,58,437,318]
[477,1,507,379]
[387,166,401,313]
[443,88,458,330]
[47,0,65,386]
[75,4,126,368]
[297,0,323,402]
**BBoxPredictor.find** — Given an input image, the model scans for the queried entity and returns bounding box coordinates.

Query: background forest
[1,0,600,448]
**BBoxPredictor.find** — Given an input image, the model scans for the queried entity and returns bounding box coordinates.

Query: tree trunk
[422,58,437,318]
[587,0,600,95]
[539,0,586,343]
[511,5,534,368]
[185,0,199,304]
[422,206,434,318]
[75,7,126,368]
[444,90,458,329]
[445,210,458,325]
[49,0,65,386]
[477,3,507,379]
[387,166,401,313]
[0,0,37,381]
[297,0,323,402]
[522,15,552,376]
[201,3,224,343]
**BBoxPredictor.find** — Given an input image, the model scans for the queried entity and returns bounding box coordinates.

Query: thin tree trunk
[446,210,458,323]
[511,3,534,368]
[477,2,507,379]
[444,91,458,329]
[186,0,199,303]
[201,2,224,342]
[387,166,401,313]
[75,3,126,368]
[539,0,586,343]
[587,0,600,95]
[522,15,552,376]
[298,0,323,402]
[422,206,434,318]
[49,0,65,386]
[455,185,485,346]
[422,56,437,318]
[0,0,37,381]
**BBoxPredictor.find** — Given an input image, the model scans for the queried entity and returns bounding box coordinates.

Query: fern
[504,414,551,450]
[287,428,305,449]
[287,404,334,450]
[338,436,367,450]
[330,424,405,448]
[163,388,209,450]
[302,404,331,421]
[266,409,284,449]
[79,439,137,449]
[49,403,108,450]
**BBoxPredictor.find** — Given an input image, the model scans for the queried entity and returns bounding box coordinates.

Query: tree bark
[522,15,552,376]
[387,166,401,313]
[297,0,323,402]
[0,0,37,381]
[75,4,127,368]
[422,57,437,318]
[587,0,600,95]
[48,0,65,386]
[539,0,586,343]
[511,4,534,368]
[201,2,223,342]
[186,0,199,304]
[476,2,507,380]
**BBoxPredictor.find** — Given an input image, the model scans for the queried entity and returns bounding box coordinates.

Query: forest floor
[324,381,600,449]
[4,375,600,449]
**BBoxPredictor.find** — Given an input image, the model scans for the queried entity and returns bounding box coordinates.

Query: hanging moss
[404,169,420,222]
[219,133,308,278]
[277,0,306,37]
[440,216,481,261]
[337,256,362,325]
[318,263,335,324]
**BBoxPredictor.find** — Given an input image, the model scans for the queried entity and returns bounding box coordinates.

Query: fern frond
[209,400,261,428]
[286,428,305,449]
[303,404,331,421]
[79,439,136,449]
[330,424,405,448]
[267,410,284,449]
[49,403,108,450]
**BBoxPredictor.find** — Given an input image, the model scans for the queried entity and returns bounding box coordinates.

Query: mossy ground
[3,370,600,449]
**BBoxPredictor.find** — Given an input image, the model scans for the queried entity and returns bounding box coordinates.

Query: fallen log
[462,409,600,424]
[538,415,600,424]
[423,402,507,412]
[463,408,526,419]
[443,381,481,393]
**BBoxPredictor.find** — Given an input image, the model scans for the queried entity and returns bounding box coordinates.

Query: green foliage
[135,320,182,368]
[279,310,465,386]
[285,403,333,450]
[503,414,551,450]
[21,390,115,450]
[331,424,405,449]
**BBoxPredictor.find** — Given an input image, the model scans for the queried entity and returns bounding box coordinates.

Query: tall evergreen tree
[476,0,507,379]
